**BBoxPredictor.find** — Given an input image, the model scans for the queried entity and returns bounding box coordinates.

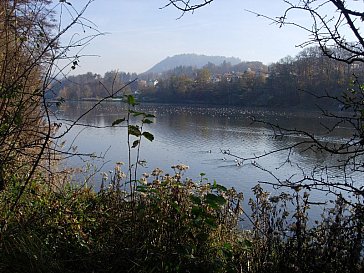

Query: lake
[53,101,361,221]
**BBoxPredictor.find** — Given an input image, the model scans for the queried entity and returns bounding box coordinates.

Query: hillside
[144,53,241,74]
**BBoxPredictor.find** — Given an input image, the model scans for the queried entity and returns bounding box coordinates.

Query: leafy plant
[111,94,155,197]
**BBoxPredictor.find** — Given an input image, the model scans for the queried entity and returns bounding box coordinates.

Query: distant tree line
[52,71,138,100]
[54,46,364,110]
[142,47,364,109]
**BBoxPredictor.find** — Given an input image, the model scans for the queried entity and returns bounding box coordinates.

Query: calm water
[53,101,360,218]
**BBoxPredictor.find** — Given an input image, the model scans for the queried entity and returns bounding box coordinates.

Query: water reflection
[54,101,361,207]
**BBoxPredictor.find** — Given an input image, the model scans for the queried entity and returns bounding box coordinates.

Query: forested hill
[144,54,241,74]
[140,47,364,110]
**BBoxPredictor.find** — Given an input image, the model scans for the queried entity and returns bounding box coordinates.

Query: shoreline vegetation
[1,165,363,272]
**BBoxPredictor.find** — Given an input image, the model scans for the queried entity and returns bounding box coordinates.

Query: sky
[58,0,312,75]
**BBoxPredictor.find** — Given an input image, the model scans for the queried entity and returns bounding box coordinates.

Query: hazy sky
[60,0,311,75]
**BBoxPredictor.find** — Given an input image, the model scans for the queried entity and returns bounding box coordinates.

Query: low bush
[0,166,363,272]
[0,165,246,273]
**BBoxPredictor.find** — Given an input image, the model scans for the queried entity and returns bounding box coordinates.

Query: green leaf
[145,114,156,118]
[136,185,148,192]
[142,131,154,142]
[190,196,202,205]
[142,119,153,124]
[205,193,226,209]
[171,202,181,212]
[112,118,126,126]
[212,181,227,192]
[191,206,204,217]
[205,217,217,227]
[223,243,232,251]
[132,140,140,148]
[129,110,144,117]
[127,95,136,106]
[242,239,253,250]
[128,125,141,137]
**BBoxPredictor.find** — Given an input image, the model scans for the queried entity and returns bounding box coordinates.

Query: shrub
[0,167,246,273]
[0,168,363,272]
